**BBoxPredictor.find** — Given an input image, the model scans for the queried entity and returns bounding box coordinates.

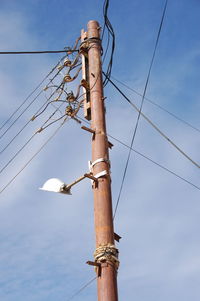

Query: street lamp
[39,173,100,195]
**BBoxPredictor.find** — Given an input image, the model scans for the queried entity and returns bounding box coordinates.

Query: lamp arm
[64,173,97,190]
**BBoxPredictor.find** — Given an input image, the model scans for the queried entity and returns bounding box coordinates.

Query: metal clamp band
[94,170,107,179]
[90,158,110,169]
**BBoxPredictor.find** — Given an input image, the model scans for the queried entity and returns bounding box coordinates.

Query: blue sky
[0,0,200,300]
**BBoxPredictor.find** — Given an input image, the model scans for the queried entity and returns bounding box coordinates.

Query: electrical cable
[108,134,200,191]
[66,276,96,301]
[102,0,115,87]
[111,75,200,133]
[39,113,67,132]
[77,115,200,192]
[0,82,64,155]
[0,120,66,194]
[0,133,36,174]
[103,73,200,169]
[112,0,169,219]
[102,29,110,65]
[0,50,81,138]
[0,68,64,140]
[0,55,66,132]
[0,89,43,139]
[0,51,82,154]
[0,102,65,175]
[0,50,78,55]
[32,99,66,120]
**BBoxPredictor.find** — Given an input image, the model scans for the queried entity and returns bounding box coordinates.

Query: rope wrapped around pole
[94,244,120,271]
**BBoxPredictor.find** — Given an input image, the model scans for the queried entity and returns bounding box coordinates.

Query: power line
[0,49,78,55]
[111,75,200,133]
[0,90,43,140]
[108,134,200,191]
[113,0,169,219]
[0,81,61,154]
[0,81,65,154]
[0,48,81,135]
[0,52,82,155]
[76,116,200,192]
[0,102,65,175]
[0,89,84,192]
[0,69,64,140]
[102,0,115,87]
[66,277,96,301]
[0,55,67,132]
[103,73,200,169]
[0,121,33,155]
[0,121,66,194]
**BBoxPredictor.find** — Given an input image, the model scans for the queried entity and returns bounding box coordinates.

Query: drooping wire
[102,0,115,87]
[0,48,81,140]
[0,82,64,155]
[66,277,96,301]
[76,115,200,192]
[0,55,67,132]
[112,0,169,219]
[104,74,200,169]
[0,120,67,194]
[110,77,200,133]
[102,28,110,65]
[0,78,85,170]
[0,52,83,155]
[108,134,200,191]
[0,102,65,175]
[0,67,64,140]
[0,49,78,55]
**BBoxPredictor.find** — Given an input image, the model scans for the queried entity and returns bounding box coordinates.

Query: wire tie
[36,127,43,133]
[30,115,36,121]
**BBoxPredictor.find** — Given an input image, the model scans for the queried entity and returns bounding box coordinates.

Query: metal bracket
[81,126,95,139]
[86,261,100,267]
[108,141,114,149]
[90,158,110,169]
[94,170,107,179]
[84,173,98,183]
[114,233,122,242]
[88,162,108,186]
[86,261,101,277]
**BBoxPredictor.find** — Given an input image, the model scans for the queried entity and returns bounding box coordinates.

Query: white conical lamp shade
[39,178,71,195]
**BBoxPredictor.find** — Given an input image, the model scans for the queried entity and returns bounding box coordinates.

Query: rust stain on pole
[87,20,119,301]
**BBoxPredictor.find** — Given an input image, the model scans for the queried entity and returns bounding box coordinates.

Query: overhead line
[0,52,81,154]
[66,277,96,301]
[0,69,63,140]
[102,0,115,87]
[76,116,200,192]
[0,121,66,194]
[108,134,200,191]
[111,75,200,133]
[112,0,169,219]
[0,50,78,55]
[0,80,64,154]
[1,112,198,196]
[0,54,67,132]
[0,102,64,175]
[0,89,43,140]
[103,74,200,169]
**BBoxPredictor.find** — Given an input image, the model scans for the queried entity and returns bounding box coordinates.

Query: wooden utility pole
[81,20,119,300]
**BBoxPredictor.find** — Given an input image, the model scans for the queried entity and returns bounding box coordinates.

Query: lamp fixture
[39,173,98,195]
